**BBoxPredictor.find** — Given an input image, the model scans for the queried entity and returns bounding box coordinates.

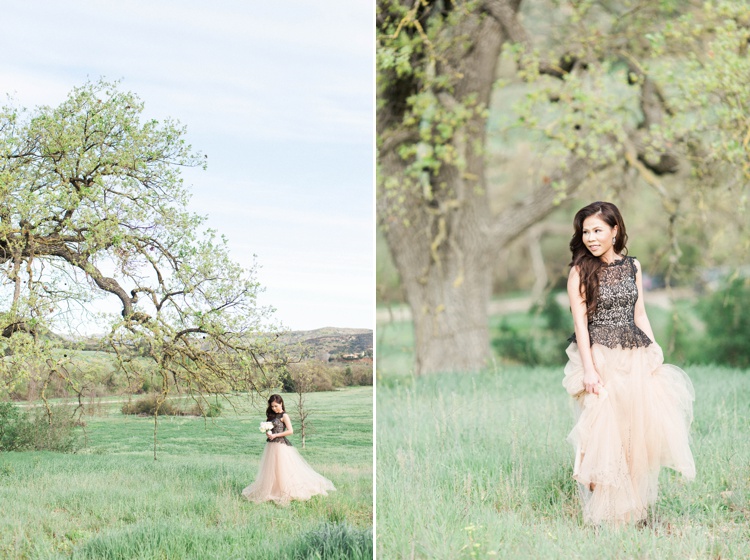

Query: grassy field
[376,315,750,559]
[0,387,373,559]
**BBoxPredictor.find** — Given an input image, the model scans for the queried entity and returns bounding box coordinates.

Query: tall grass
[376,320,750,558]
[0,387,372,559]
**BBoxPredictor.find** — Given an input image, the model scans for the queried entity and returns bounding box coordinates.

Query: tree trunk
[382,156,496,374]
[378,4,509,375]
[408,262,493,375]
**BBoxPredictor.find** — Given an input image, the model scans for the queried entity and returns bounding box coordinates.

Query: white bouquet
[259,421,274,435]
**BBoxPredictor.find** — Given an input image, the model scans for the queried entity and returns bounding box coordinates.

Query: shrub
[121,395,179,416]
[286,522,373,560]
[282,362,373,393]
[492,320,566,366]
[138,377,153,394]
[491,291,571,366]
[351,364,373,386]
[0,402,26,451]
[342,364,373,387]
[285,363,334,393]
[308,368,335,392]
[23,407,80,452]
[665,306,706,365]
[324,366,346,389]
[665,278,750,367]
[699,277,750,367]
[280,368,297,393]
[0,402,79,452]
[185,401,222,417]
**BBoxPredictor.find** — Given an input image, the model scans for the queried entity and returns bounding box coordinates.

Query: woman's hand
[583,367,603,395]
[267,433,276,440]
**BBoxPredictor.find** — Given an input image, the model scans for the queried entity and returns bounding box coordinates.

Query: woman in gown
[562,201,695,525]
[242,394,335,506]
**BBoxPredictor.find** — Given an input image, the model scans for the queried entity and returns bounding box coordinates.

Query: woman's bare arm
[568,266,602,394]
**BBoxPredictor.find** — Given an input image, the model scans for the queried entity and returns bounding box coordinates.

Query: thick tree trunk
[378,6,507,374]
[381,164,495,373]
[408,262,493,375]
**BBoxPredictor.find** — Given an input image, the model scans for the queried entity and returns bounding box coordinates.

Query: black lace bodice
[569,256,653,349]
[267,413,292,446]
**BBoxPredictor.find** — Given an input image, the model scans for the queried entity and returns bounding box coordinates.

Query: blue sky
[2,0,374,331]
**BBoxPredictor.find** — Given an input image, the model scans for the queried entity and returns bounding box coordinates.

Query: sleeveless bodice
[569,256,652,349]
[267,413,292,446]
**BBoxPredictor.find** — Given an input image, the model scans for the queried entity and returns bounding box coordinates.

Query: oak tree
[0,80,281,423]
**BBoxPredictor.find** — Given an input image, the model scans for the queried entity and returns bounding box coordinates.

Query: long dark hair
[266,394,286,421]
[569,201,628,318]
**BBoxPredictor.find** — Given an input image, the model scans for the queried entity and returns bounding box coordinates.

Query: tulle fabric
[562,342,695,525]
[242,443,336,506]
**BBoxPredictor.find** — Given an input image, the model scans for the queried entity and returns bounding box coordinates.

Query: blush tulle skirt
[242,442,336,505]
[562,342,695,524]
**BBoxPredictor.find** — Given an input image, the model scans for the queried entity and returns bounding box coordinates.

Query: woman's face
[582,215,617,260]
[270,401,283,414]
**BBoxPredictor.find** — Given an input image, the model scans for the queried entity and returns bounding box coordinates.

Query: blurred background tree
[377,0,750,374]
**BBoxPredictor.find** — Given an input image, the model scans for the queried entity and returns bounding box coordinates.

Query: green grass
[376,322,750,559]
[0,387,373,559]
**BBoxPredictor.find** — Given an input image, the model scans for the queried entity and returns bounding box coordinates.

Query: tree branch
[488,154,607,248]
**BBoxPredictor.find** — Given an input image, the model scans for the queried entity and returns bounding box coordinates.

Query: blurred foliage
[491,291,573,366]
[701,278,750,367]
[669,277,750,367]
